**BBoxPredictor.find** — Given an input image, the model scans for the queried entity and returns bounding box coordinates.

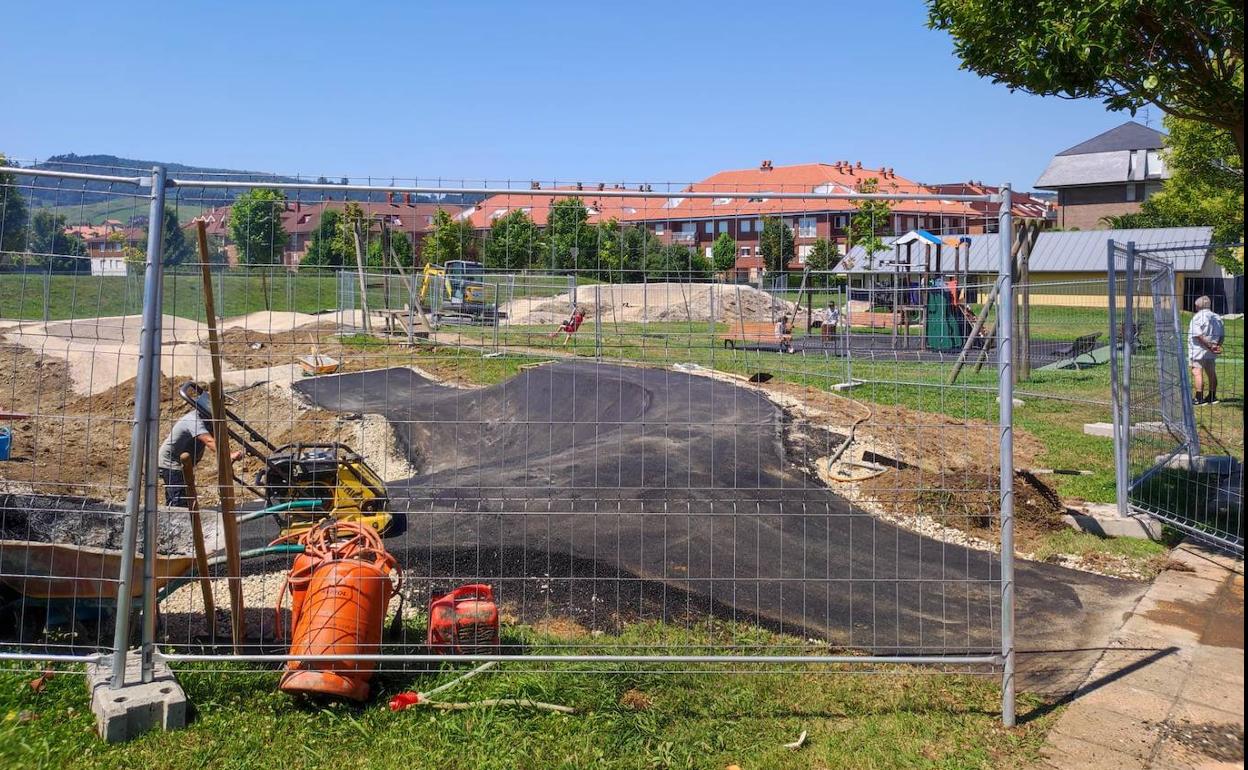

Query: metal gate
[1109,239,1244,553]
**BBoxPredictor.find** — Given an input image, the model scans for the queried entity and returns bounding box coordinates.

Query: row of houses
[184,160,1055,276]
[66,120,1182,280]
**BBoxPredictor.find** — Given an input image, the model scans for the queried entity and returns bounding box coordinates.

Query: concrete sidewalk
[1033,541,1245,769]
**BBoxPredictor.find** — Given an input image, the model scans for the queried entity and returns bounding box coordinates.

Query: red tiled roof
[191,199,465,238]
[467,163,978,229]
[929,182,1055,221]
[460,189,652,229]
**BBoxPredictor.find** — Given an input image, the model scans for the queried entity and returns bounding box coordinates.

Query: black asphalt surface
[242,361,1141,669]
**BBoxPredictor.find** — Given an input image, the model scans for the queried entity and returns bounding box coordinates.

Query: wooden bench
[1055,332,1103,369]
[721,321,781,350]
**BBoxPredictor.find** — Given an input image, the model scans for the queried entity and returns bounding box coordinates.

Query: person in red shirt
[549,306,587,345]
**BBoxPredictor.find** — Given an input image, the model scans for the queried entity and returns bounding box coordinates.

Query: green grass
[0,622,1055,770]
[1028,529,1174,578]
[33,199,208,227]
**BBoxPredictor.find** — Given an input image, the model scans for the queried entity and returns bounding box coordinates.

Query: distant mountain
[14,154,480,209]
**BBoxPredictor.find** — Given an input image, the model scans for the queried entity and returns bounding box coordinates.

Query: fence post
[1169,266,1201,457]
[1108,241,1129,519]
[594,284,602,357]
[42,265,51,324]
[109,165,167,688]
[1122,243,1136,495]
[996,185,1016,727]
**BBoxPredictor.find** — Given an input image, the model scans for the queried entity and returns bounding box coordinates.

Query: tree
[229,188,287,265]
[0,154,30,261]
[711,232,737,275]
[420,208,477,265]
[928,0,1245,161]
[759,216,795,274]
[366,229,414,268]
[110,230,145,267]
[546,197,596,271]
[805,238,841,285]
[645,243,711,280]
[1103,116,1244,272]
[159,208,192,266]
[849,178,892,269]
[302,208,347,267]
[28,210,87,272]
[483,208,544,271]
[620,224,663,279]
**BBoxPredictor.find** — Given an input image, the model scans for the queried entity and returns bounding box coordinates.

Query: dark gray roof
[1057,121,1165,156]
[836,227,1214,275]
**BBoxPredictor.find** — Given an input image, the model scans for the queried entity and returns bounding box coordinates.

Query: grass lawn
[0,623,1055,770]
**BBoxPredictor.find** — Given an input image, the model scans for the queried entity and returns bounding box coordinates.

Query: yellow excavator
[419,260,501,323]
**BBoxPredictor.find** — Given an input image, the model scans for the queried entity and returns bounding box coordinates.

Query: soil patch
[216,324,345,370]
[860,469,1067,545]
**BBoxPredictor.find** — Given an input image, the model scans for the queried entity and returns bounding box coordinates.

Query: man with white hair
[1188,295,1224,405]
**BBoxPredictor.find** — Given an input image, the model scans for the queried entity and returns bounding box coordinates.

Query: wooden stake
[196,221,245,652]
[178,451,215,619]
[352,219,372,333]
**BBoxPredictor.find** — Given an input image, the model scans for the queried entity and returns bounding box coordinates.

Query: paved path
[1033,541,1244,769]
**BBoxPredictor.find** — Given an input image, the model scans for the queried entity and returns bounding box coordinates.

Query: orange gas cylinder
[273,521,398,701]
[428,584,500,654]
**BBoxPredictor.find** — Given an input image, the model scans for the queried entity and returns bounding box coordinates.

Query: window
[654,222,666,234]
[798,216,817,238]
[741,219,752,233]
[704,221,713,234]
[1125,184,1137,202]
[798,244,814,258]
[717,220,729,234]
[712,197,731,206]
[739,246,751,256]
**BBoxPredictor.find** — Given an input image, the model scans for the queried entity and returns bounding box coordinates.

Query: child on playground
[774,315,796,354]
[820,303,840,340]
[550,306,587,345]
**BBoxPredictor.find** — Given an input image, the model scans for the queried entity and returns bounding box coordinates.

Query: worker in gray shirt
[1188,295,1225,406]
[157,390,242,507]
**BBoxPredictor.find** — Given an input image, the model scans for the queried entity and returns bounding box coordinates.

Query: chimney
[597,183,605,191]
[855,161,862,169]
[760,159,772,171]
[530,181,541,190]
[576,182,583,191]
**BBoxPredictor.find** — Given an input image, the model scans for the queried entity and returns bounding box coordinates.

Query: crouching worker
[157,388,243,508]
[549,306,587,345]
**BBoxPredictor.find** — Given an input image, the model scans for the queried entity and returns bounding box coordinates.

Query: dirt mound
[217,324,344,369]
[860,469,1067,542]
[0,343,74,416]
[0,493,213,555]
[501,283,794,326]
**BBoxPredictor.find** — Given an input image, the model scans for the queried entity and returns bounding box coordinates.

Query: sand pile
[501,283,794,325]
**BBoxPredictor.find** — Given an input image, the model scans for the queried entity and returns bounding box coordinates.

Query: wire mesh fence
[1,162,1024,723]
[1110,240,1244,553]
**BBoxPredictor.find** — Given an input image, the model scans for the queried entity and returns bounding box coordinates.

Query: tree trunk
[1233,121,1245,167]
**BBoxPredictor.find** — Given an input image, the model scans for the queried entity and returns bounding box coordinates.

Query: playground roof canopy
[835,226,1215,275]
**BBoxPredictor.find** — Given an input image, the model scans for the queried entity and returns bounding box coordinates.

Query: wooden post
[178,451,215,619]
[195,221,246,652]
[351,219,372,333]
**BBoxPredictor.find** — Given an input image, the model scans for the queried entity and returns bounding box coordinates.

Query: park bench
[1054,332,1103,369]
[721,321,780,350]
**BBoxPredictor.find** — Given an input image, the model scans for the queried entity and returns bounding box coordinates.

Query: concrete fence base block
[830,381,862,392]
[1082,422,1114,438]
[1063,503,1162,540]
[1157,453,1239,475]
[86,652,187,742]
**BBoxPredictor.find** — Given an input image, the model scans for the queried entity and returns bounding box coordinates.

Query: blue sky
[2,0,1144,190]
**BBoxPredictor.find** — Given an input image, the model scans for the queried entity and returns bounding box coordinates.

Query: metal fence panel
[2,166,1020,723]
[1110,240,1244,553]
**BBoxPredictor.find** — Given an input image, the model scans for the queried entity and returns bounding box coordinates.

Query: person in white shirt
[1187,295,1224,405]
[820,302,840,340]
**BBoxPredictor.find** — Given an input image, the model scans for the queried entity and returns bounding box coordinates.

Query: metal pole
[140,246,166,683]
[1122,243,1136,498]
[42,265,51,324]
[996,186,1016,727]
[1107,241,1128,519]
[109,165,167,688]
[1169,266,1201,456]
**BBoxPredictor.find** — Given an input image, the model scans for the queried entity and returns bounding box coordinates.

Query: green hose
[238,499,322,524]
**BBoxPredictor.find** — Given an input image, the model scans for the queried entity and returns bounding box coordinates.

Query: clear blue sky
[2,0,1143,190]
